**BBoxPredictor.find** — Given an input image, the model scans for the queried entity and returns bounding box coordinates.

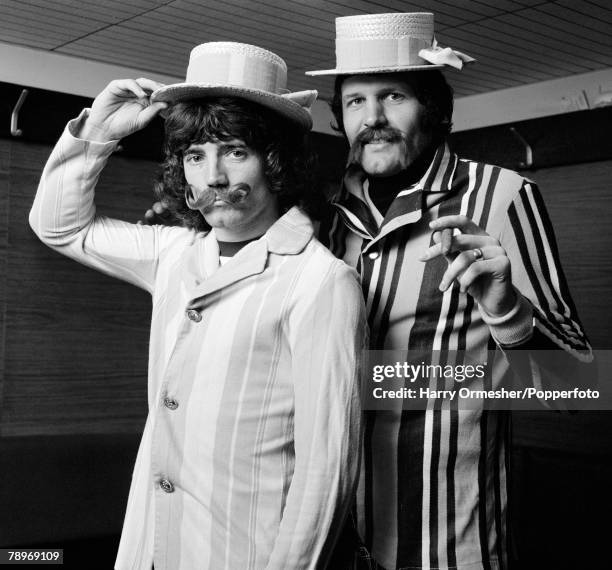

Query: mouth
[186,184,251,211]
[210,198,232,208]
[204,196,240,212]
[364,139,392,149]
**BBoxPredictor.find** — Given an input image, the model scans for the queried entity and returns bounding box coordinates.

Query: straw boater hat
[306,12,474,76]
[151,42,317,130]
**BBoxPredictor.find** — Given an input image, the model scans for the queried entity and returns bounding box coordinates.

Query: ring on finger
[472,248,484,261]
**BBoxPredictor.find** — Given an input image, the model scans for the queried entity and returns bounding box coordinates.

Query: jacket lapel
[187,238,268,309]
[186,207,313,310]
[335,144,459,253]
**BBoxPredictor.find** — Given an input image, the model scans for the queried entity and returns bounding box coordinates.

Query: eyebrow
[184,140,247,154]
[219,141,247,152]
[342,85,409,101]
[342,91,363,101]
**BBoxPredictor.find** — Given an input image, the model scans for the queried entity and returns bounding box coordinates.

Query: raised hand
[80,78,167,143]
[419,215,517,318]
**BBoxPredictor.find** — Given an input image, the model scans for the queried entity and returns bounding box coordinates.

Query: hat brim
[306,63,445,76]
[151,84,316,130]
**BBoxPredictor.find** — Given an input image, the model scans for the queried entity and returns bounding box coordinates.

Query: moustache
[347,126,407,167]
[185,183,251,211]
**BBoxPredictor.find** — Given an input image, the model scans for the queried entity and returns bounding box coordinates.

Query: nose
[363,99,387,129]
[206,157,228,188]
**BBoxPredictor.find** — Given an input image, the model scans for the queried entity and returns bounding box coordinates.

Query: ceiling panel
[441,26,591,77]
[0,0,610,101]
[486,14,612,67]
[0,29,59,50]
[8,0,169,28]
[468,0,528,11]
[522,7,612,46]
[537,3,612,33]
[561,0,612,23]
[1,3,103,35]
[149,1,331,58]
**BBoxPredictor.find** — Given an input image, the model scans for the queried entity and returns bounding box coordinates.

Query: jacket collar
[187,206,313,307]
[332,143,459,241]
[264,205,314,254]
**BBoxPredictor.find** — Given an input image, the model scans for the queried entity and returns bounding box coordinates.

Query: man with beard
[305,12,592,570]
[30,42,366,570]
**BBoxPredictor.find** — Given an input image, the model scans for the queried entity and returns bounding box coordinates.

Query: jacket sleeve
[265,259,366,569]
[29,110,175,293]
[486,179,594,393]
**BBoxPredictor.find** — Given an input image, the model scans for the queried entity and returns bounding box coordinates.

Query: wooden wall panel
[512,160,612,456]
[528,159,612,349]
[1,137,611,437]
[1,140,154,436]
[0,140,10,426]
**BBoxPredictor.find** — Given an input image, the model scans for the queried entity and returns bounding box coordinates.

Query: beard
[346,126,411,172]
[185,183,251,212]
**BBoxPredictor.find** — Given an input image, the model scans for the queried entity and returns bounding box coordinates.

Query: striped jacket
[321,143,592,570]
[30,115,367,570]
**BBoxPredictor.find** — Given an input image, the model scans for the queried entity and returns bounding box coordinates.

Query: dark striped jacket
[320,143,592,570]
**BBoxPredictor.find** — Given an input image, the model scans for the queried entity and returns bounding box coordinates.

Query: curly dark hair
[155,97,323,230]
[330,71,454,145]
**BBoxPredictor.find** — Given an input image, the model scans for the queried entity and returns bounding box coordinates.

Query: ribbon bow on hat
[419,38,476,70]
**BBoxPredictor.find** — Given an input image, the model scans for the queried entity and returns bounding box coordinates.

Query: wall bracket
[10,89,29,137]
[509,126,533,169]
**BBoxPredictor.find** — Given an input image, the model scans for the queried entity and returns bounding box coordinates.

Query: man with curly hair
[30,43,366,570]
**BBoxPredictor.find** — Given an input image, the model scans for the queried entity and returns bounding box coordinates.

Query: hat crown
[186,42,288,94]
[333,12,435,72]
[336,12,434,41]
[151,41,317,130]
[305,11,474,76]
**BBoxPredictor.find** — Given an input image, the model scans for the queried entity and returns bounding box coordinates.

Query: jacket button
[368,251,379,260]
[186,309,202,322]
[164,397,178,410]
[159,479,174,493]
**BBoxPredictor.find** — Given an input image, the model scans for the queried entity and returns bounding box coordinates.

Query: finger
[134,102,168,130]
[420,234,497,262]
[152,201,166,215]
[107,78,149,99]
[152,201,172,217]
[439,245,506,291]
[457,258,492,293]
[419,229,459,263]
[143,203,172,225]
[430,215,487,236]
[134,77,167,93]
[457,257,510,294]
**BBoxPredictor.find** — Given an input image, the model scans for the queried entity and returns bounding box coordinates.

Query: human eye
[345,96,364,108]
[184,151,204,164]
[227,146,248,159]
[385,91,406,102]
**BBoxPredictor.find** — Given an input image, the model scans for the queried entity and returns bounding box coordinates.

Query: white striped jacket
[30,116,367,570]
